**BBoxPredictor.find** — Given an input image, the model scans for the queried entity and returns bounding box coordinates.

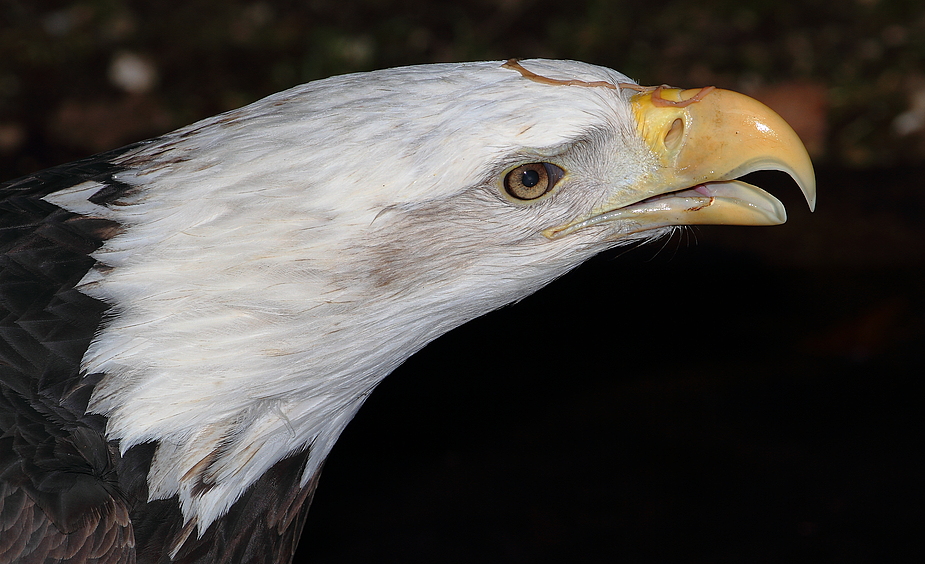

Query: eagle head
[41,58,814,533]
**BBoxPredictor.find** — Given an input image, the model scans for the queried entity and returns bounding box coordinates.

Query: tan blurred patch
[803,296,913,361]
[0,123,25,153]
[48,95,173,153]
[749,81,828,158]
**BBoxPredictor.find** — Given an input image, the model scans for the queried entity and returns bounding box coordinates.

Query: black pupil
[521,168,540,187]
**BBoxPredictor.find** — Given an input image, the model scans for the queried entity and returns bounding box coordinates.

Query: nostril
[664,118,684,150]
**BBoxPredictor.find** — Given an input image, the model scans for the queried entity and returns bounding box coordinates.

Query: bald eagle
[0,59,814,563]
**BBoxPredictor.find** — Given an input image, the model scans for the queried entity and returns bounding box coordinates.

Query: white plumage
[45,60,650,533]
[2,58,813,561]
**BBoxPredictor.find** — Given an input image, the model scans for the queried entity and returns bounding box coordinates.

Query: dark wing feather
[136,451,320,564]
[0,477,134,564]
[1,148,138,564]
[1,149,322,564]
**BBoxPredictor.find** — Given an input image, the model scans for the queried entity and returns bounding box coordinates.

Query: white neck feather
[43,60,651,534]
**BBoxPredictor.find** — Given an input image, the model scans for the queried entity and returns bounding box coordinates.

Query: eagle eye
[503,163,565,200]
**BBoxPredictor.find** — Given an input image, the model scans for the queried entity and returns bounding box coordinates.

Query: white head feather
[44,59,659,533]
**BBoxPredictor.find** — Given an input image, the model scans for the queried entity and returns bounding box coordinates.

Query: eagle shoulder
[1,145,324,563]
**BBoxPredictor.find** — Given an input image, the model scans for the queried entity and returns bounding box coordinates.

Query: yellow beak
[543,86,816,239]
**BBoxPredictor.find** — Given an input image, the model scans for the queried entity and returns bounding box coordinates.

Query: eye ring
[503,163,565,200]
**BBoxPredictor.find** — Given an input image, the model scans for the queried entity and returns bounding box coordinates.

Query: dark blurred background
[1,1,921,562]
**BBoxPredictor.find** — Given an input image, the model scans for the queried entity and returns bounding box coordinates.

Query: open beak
[543,86,816,239]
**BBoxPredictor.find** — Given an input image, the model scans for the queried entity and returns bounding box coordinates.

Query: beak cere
[543,86,816,239]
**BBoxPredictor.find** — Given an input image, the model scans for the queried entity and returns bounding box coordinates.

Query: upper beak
[543,86,816,239]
